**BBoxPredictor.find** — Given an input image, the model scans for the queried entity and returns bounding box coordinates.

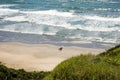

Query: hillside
[44,45,120,80]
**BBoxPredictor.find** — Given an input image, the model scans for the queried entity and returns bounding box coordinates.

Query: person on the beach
[59,47,63,51]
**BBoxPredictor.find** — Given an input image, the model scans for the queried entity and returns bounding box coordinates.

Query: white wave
[76,26,119,32]
[4,16,28,22]
[22,10,74,17]
[94,8,111,11]
[82,36,117,43]
[21,10,75,29]
[114,9,120,12]
[0,8,75,29]
[0,8,74,28]
[0,28,56,36]
[63,35,117,43]
[0,8,19,16]
[61,41,92,44]
[0,8,19,12]
[84,16,120,22]
[0,4,17,8]
[1,8,120,32]
[19,31,56,36]
[105,1,120,3]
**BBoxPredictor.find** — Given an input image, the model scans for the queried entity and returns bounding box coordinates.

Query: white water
[0,7,120,43]
[1,8,120,31]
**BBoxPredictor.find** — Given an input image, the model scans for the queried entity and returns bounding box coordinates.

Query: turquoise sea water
[0,0,120,44]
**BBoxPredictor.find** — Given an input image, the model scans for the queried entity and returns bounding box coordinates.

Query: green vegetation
[0,45,120,80]
[0,64,50,80]
[44,45,120,80]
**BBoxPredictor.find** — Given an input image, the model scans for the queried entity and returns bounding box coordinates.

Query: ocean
[0,0,120,49]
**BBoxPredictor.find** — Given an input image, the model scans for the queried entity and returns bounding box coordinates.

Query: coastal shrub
[98,44,120,66]
[100,44,120,56]
[0,64,50,80]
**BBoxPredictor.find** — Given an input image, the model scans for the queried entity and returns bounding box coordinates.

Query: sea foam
[1,8,120,32]
[0,7,120,43]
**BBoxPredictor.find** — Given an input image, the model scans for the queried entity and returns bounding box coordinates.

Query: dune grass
[0,63,50,80]
[44,45,120,80]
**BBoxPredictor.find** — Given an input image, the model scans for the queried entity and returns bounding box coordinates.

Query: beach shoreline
[0,30,115,49]
[0,42,104,71]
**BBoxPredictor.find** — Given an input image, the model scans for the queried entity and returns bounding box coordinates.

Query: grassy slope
[0,45,120,80]
[44,45,120,80]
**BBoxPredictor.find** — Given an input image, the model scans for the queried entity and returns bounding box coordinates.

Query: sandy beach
[0,42,104,71]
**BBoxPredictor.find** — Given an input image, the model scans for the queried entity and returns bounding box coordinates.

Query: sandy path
[0,42,104,71]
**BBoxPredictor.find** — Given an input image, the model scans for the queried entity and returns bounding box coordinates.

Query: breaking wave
[0,0,120,43]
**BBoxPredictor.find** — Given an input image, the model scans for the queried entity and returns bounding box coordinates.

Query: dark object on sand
[59,47,63,51]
